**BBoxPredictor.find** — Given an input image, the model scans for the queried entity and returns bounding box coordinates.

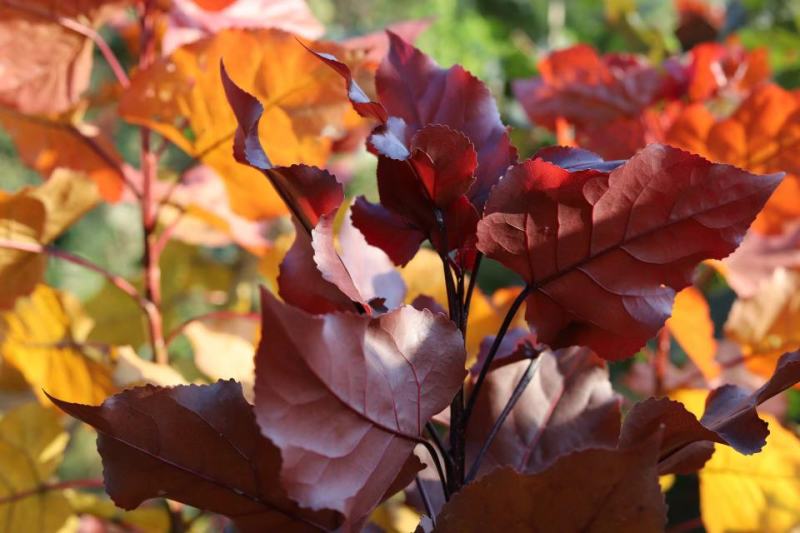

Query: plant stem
[465,355,541,482]
[136,0,167,365]
[462,252,483,338]
[0,478,104,507]
[418,440,450,501]
[654,327,670,396]
[462,284,531,430]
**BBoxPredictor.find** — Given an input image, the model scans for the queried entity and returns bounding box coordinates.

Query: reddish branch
[0,478,104,507]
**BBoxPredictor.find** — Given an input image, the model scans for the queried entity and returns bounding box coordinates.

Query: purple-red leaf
[376,32,515,207]
[621,350,800,473]
[434,436,666,532]
[49,381,341,532]
[220,62,343,231]
[254,288,465,528]
[477,144,783,360]
[352,125,480,265]
[466,347,621,477]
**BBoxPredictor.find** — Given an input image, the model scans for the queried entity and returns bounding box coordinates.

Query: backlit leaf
[477,144,782,360]
[0,402,72,532]
[0,285,116,405]
[254,288,465,528]
[667,286,720,383]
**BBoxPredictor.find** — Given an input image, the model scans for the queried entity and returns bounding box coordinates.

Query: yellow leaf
[0,193,47,309]
[400,249,526,363]
[700,416,800,532]
[119,28,364,220]
[0,171,101,309]
[0,285,116,405]
[0,402,72,532]
[186,316,258,400]
[725,268,800,380]
[667,286,720,383]
[369,494,422,533]
[112,345,187,388]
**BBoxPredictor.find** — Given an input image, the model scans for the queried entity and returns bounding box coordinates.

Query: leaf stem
[462,252,483,338]
[465,355,542,482]
[654,327,670,396]
[462,284,531,430]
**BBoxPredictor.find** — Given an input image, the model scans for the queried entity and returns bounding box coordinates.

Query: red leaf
[220,62,343,232]
[254,288,465,528]
[621,350,800,473]
[476,144,783,360]
[376,32,515,207]
[513,45,670,128]
[434,436,666,532]
[350,197,424,266]
[352,125,480,265]
[48,381,341,532]
[470,327,538,376]
[466,347,621,478]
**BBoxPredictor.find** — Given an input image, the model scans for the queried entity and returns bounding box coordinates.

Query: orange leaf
[0,109,125,201]
[119,28,364,220]
[666,286,720,383]
[666,84,800,234]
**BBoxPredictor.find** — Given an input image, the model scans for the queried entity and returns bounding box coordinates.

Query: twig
[0,478,104,507]
[0,239,165,352]
[465,356,542,482]
[137,0,167,365]
[462,285,531,429]
[654,327,670,396]
[416,476,436,526]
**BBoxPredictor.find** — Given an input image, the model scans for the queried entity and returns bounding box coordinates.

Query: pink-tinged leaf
[49,381,341,532]
[342,19,432,65]
[477,144,783,360]
[376,32,516,207]
[278,219,356,315]
[338,213,406,309]
[254,288,465,528]
[279,209,407,315]
[722,221,800,297]
[164,0,324,54]
[466,347,621,478]
[434,437,666,533]
[621,350,800,473]
[220,63,343,231]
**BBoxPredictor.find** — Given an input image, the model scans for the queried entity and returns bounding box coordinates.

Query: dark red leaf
[353,125,480,265]
[477,144,783,360]
[220,62,343,232]
[434,435,665,532]
[350,197,424,266]
[48,381,341,532]
[469,327,539,377]
[254,288,465,528]
[376,32,515,208]
[466,347,621,477]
